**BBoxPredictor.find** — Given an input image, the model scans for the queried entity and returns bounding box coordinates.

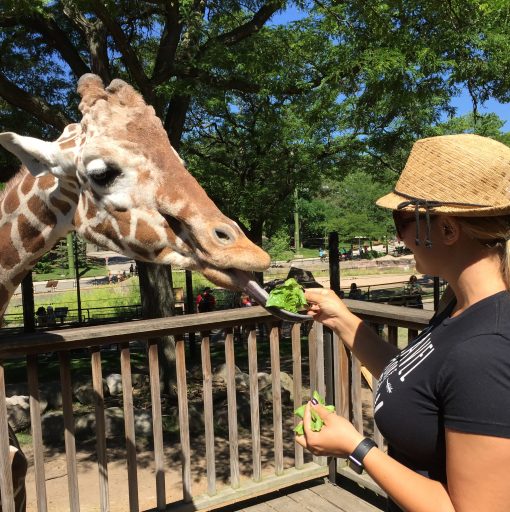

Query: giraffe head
[0,74,270,291]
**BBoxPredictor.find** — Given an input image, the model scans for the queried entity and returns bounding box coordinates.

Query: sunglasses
[392,210,425,239]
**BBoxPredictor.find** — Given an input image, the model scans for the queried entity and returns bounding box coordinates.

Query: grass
[32,264,107,282]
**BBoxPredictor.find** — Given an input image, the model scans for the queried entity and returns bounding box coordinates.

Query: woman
[296,134,510,511]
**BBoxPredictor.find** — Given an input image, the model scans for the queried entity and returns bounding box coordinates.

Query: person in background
[46,305,56,327]
[196,287,216,313]
[405,274,423,308]
[347,282,364,300]
[240,293,253,307]
[297,134,510,512]
[36,306,47,327]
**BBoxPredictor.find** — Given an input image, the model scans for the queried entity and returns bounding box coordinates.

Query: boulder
[105,374,123,396]
[212,363,243,384]
[6,396,31,432]
[40,381,63,410]
[73,379,109,405]
[41,411,64,444]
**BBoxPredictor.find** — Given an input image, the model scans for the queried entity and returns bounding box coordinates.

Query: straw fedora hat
[376,134,510,216]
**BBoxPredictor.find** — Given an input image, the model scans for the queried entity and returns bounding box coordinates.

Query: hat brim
[376,191,510,217]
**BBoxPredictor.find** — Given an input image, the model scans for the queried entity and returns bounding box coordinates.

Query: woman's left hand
[294,401,364,457]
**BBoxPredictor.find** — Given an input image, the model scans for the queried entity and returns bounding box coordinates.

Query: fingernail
[311,398,318,405]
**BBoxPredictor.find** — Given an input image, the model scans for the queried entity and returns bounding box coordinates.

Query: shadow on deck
[223,475,386,511]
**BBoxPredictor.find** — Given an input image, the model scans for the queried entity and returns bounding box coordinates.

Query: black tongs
[243,277,311,322]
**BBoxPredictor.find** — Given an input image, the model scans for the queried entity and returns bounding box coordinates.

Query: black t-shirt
[374,291,510,510]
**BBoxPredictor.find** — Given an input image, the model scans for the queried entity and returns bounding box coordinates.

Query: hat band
[393,190,490,210]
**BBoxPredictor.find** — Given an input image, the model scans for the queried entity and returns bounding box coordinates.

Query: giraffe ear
[0,132,64,177]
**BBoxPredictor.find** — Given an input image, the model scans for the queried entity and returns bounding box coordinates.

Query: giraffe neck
[0,169,79,320]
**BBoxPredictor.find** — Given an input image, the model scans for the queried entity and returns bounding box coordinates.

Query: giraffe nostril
[213,226,237,245]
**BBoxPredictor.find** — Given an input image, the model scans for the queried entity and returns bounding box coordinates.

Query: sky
[270,7,510,130]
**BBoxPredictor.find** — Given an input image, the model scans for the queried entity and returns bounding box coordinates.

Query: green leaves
[265,278,307,313]
[294,391,335,436]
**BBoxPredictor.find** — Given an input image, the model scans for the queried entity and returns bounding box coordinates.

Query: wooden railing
[0,301,432,511]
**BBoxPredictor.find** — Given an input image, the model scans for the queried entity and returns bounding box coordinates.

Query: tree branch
[0,13,90,79]
[151,1,183,85]
[174,65,324,94]
[87,0,150,97]
[365,149,399,174]
[0,72,71,131]
[212,1,284,47]
[61,1,111,82]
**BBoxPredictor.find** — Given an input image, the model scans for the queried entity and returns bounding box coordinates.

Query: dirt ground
[24,443,212,511]
[23,416,306,511]
[22,383,375,512]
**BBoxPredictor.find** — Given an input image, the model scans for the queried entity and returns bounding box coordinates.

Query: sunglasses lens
[392,211,404,238]
[393,211,418,238]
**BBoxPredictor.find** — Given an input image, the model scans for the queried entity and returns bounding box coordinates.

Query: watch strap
[347,438,377,474]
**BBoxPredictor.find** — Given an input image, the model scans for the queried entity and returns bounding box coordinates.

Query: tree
[321,171,394,242]
[0,0,321,388]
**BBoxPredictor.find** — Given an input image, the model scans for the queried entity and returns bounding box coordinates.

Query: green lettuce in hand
[294,391,335,436]
[265,278,307,313]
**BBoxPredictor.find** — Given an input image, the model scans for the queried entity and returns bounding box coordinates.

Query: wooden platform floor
[225,477,387,512]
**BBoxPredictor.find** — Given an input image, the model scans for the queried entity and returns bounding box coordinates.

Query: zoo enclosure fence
[0,301,431,512]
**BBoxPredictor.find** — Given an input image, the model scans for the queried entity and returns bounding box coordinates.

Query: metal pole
[21,272,35,332]
[74,234,82,324]
[433,276,440,311]
[324,327,337,483]
[185,270,196,358]
[328,232,340,295]
[293,188,300,252]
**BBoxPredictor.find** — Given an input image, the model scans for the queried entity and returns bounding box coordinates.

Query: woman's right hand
[305,288,359,335]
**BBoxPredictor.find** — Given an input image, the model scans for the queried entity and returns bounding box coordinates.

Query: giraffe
[0,74,273,510]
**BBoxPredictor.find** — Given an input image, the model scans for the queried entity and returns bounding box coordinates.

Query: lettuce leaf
[265,278,307,313]
[293,391,336,435]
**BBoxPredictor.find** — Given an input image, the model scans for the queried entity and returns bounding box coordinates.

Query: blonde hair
[457,215,510,289]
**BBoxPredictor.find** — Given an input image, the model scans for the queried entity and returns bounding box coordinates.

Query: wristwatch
[347,438,377,474]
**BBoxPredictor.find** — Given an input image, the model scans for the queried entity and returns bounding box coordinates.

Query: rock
[105,374,123,396]
[279,372,295,400]
[131,373,147,388]
[41,411,64,444]
[105,407,124,437]
[258,384,291,405]
[6,381,59,412]
[215,391,252,430]
[104,407,153,439]
[6,396,31,432]
[212,363,243,384]
[75,413,96,439]
[235,372,250,389]
[133,410,153,437]
[40,381,63,410]
[73,379,109,405]
[257,372,271,389]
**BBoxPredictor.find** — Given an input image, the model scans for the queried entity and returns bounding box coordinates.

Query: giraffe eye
[90,165,121,187]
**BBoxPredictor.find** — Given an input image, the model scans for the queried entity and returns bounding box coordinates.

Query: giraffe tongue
[238,273,311,323]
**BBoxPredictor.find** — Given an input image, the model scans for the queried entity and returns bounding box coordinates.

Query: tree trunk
[250,220,265,285]
[137,261,176,393]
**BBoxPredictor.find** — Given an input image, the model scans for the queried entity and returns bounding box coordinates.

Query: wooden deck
[223,477,387,512]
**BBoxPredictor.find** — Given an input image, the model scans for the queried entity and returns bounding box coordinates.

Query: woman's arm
[305,288,398,378]
[445,429,510,511]
[297,403,510,512]
[296,402,455,512]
